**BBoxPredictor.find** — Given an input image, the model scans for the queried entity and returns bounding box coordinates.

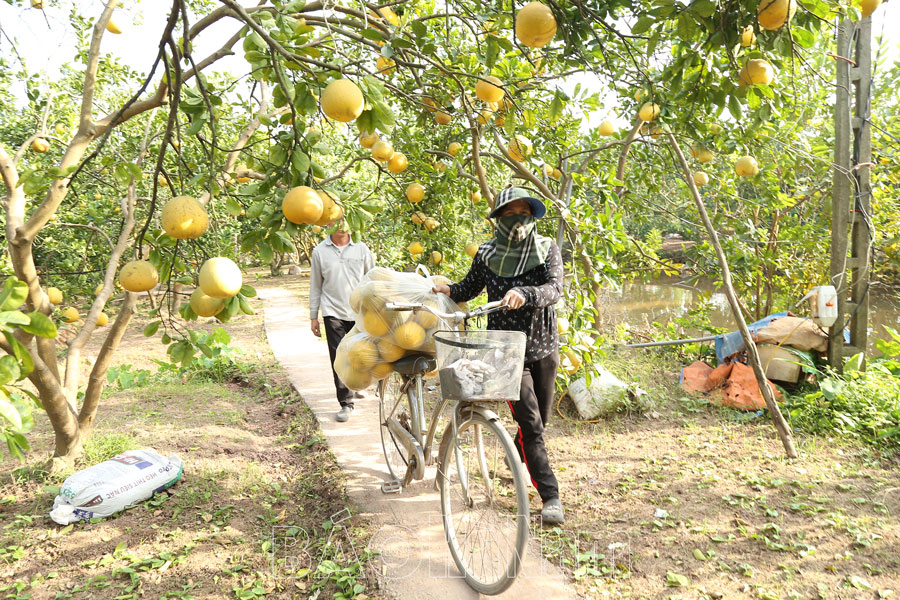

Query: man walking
[309,221,374,422]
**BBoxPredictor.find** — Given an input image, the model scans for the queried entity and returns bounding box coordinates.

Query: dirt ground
[0,274,385,599]
[1,272,899,600]
[542,347,900,599]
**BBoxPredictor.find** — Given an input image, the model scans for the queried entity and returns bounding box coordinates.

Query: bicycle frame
[378,299,509,486]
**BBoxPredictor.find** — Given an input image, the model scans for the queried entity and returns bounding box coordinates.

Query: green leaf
[728,95,742,120]
[239,285,257,298]
[0,311,31,329]
[0,355,22,385]
[666,572,690,587]
[0,398,23,431]
[291,148,310,175]
[361,28,385,42]
[144,321,160,337]
[21,312,57,338]
[258,242,274,264]
[238,295,254,315]
[3,332,33,376]
[0,278,29,311]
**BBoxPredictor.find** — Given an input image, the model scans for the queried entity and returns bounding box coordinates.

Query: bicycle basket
[433,330,527,402]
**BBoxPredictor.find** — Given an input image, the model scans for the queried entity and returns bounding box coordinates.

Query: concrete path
[257,285,580,600]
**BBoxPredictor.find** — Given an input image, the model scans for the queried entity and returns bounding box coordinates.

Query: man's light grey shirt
[309,237,374,321]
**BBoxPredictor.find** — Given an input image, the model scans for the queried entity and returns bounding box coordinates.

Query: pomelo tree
[1,0,886,465]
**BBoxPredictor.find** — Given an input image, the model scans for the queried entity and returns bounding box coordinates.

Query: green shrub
[786,369,900,454]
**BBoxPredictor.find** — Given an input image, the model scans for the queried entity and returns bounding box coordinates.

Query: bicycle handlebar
[385,299,506,321]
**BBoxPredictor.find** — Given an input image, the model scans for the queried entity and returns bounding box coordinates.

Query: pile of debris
[681,314,826,410]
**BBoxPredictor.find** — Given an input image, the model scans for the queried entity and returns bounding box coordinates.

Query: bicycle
[377,299,530,595]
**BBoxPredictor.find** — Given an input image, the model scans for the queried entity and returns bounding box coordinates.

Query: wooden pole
[829,19,853,368]
[665,131,798,459]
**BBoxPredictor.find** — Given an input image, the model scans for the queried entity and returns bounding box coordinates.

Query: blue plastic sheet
[714,313,848,364]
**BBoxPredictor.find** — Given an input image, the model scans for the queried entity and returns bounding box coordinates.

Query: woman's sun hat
[488,186,547,219]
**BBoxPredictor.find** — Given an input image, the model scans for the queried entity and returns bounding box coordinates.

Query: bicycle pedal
[381,479,403,494]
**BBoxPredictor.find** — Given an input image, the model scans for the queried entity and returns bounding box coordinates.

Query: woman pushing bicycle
[433,186,565,526]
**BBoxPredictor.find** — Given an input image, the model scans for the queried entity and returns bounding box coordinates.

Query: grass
[81,433,140,466]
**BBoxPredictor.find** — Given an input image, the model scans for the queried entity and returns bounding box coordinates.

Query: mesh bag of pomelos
[334,267,463,391]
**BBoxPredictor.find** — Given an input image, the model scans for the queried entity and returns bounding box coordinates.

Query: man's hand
[432,284,451,297]
[310,318,321,337]
[502,289,526,310]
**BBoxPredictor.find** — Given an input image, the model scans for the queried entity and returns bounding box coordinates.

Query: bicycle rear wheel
[379,372,413,481]
[438,410,529,595]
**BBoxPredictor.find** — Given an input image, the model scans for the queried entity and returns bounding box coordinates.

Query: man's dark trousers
[323,316,356,409]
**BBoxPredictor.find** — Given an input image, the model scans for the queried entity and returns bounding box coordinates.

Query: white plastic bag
[567,368,629,419]
[49,448,183,525]
[335,267,461,390]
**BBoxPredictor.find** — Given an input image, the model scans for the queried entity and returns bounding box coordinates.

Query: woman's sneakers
[336,406,354,422]
[541,497,565,525]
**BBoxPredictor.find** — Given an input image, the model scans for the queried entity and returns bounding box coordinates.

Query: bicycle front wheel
[438,410,529,595]
[379,372,414,481]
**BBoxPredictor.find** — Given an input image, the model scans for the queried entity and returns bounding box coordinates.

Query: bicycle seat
[393,353,436,376]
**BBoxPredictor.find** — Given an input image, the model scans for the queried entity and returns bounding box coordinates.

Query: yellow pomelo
[408,241,425,255]
[320,79,364,122]
[423,218,438,231]
[709,123,722,134]
[106,18,123,34]
[470,191,482,203]
[349,287,364,313]
[465,242,479,258]
[740,25,756,47]
[393,322,426,350]
[422,96,438,113]
[388,153,408,173]
[638,102,661,122]
[31,138,50,153]
[190,288,225,317]
[363,310,391,337]
[477,110,493,126]
[119,260,158,292]
[371,140,394,162]
[94,283,104,295]
[430,251,443,265]
[377,340,406,363]
[739,59,775,86]
[693,171,710,186]
[282,186,324,225]
[161,196,209,239]
[691,146,715,163]
[431,275,452,286]
[315,191,343,226]
[377,339,405,362]
[376,56,395,74]
[558,316,570,334]
[370,362,393,380]
[199,257,242,299]
[415,301,440,329]
[411,211,427,225]
[406,183,425,203]
[448,142,462,156]
[368,267,394,282]
[475,76,505,103]
[515,1,557,48]
[435,111,452,125]
[757,0,797,30]
[859,0,883,18]
[347,338,379,371]
[340,368,372,391]
[508,135,533,162]
[47,287,63,305]
[735,156,760,177]
[359,131,379,148]
[61,307,79,323]
[96,312,109,327]
[552,168,562,179]
[597,119,615,136]
[564,349,582,369]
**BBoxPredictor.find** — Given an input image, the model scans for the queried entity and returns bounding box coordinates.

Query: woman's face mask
[498,214,535,242]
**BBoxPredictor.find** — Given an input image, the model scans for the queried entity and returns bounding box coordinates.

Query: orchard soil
[1,271,898,600]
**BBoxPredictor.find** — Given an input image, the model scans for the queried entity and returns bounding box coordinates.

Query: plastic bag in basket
[334,267,461,389]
